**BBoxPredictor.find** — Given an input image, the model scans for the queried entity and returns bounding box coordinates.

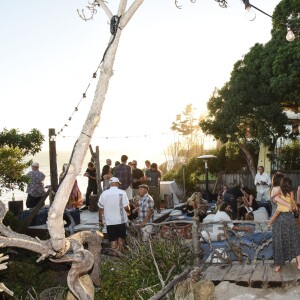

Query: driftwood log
[148,267,191,300]
[0,201,103,299]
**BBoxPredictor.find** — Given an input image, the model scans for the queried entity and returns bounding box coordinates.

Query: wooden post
[192,192,201,266]
[49,128,58,204]
[89,145,102,194]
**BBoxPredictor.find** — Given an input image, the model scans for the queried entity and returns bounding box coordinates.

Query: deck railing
[131,219,273,265]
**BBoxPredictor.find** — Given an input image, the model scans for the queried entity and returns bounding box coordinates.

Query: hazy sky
[0,0,282,166]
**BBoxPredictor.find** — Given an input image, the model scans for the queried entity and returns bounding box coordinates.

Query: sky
[0,0,282,167]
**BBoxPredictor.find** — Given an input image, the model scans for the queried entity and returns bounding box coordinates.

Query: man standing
[84,162,98,207]
[26,162,46,208]
[114,155,132,200]
[98,177,130,254]
[111,161,120,176]
[138,184,154,241]
[145,163,162,213]
[131,160,144,198]
[254,166,271,202]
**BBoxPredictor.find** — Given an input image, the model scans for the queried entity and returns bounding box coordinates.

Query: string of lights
[177,0,299,41]
[55,14,122,138]
[215,0,299,41]
[61,132,172,140]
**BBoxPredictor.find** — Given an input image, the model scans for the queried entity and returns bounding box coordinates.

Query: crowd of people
[211,165,300,272]
[25,160,300,269]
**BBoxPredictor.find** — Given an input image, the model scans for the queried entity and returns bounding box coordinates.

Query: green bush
[96,236,193,300]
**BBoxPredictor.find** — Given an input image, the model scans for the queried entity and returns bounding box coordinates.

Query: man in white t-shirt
[202,203,253,241]
[254,166,271,202]
[98,177,130,254]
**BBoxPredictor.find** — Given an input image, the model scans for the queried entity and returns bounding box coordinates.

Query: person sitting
[238,186,258,220]
[128,196,139,221]
[217,185,228,203]
[186,192,208,221]
[202,202,253,242]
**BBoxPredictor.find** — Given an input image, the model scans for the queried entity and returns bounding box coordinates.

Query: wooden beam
[49,128,58,204]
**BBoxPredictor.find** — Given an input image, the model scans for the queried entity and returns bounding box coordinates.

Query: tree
[169,104,205,166]
[0,128,44,189]
[0,128,44,156]
[276,140,300,170]
[0,1,146,299]
[200,0,300,179]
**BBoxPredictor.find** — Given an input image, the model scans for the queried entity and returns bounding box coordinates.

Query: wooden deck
[201,260,300,288]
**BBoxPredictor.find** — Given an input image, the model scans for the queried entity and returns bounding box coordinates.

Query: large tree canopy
[199,0,300,177]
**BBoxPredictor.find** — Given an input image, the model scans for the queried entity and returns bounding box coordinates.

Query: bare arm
[274,194,292,209]
[124,205,130,213]
[140,209,154,227]
[232,225,253,233]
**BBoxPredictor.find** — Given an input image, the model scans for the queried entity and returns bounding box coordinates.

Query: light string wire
[55,15,122,138]
[243,0,299,34]
[61,132,172,140]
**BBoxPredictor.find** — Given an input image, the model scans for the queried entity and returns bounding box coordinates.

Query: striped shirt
[138,193,154,223]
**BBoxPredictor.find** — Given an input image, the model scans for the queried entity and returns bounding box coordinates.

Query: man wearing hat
[26,162,46,208]
[98,177,130,254]
[138,184,154,241]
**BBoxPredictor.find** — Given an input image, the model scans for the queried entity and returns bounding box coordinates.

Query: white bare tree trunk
[47,0,144,255]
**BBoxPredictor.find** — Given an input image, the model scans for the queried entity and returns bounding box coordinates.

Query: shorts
[106,223,127,241]
[26,194,43,208]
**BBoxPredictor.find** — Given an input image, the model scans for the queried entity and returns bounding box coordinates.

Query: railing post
[192,192,202,266]
[49,128,58,204]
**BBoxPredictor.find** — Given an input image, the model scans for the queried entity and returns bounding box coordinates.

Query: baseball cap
[109,177,121,184]
[139,184,149,191]
[31,162,39,167]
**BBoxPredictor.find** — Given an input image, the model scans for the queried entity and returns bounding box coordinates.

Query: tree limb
[148,239,165,288]
[148,267,191,300]
[121,0,144,28]
[0,282,13,297]
[95,0,113,19]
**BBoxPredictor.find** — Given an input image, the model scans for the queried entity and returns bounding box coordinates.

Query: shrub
[96,236,193,300]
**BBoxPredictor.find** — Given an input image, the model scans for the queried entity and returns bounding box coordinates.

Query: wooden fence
[197,170,300,194]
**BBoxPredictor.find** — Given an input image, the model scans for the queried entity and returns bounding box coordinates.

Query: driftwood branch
[148,267,191,300]
[95,0,113,19]
[148,239,165,288]
[0,282,13,297]
[121,0,144,28]
[69,230,103,286]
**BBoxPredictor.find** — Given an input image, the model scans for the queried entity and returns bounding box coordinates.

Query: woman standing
[272,175,300,272]
[102,165,112,191]
[59,163,83,209]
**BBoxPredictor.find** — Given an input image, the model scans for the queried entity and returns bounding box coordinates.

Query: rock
[175,278,215,300]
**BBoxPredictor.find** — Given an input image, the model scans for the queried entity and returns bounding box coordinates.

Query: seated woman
[186,192,208,222]
[128,196,139,221]
[238,186,258,220]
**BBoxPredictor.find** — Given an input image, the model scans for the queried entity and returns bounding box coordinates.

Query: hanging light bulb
[245,5,256,21]
[286,27,295,42]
